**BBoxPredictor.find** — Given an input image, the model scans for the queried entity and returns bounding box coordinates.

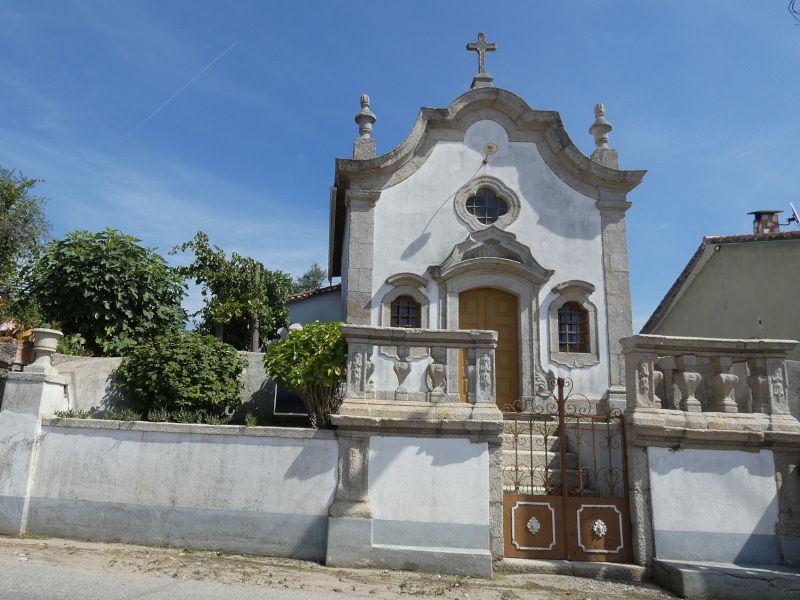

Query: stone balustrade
[340,324,498,405]
[621,334,797,417]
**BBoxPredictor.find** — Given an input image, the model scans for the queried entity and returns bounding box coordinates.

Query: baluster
[393,344,411,401]
[709,356,738,413]
[675,354,702,412]
[426,346,447,403]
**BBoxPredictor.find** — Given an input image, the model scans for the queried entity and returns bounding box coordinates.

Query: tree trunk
[249,266,260,352]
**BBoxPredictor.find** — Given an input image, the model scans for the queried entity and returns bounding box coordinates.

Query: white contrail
[129,40,238,134]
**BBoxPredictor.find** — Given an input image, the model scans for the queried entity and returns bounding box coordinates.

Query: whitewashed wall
[27,421,338,560]
[288,291,342,325]
[648,447,782,564]
[371,120,609,398]
[368,436,490,551]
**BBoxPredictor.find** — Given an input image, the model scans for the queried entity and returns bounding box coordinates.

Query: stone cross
[466,32,496,75]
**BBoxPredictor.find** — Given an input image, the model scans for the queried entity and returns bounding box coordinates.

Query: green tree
[293,262,327,293]
[173,231,294,351]
[0,167,50,299]
[27,229,186,355]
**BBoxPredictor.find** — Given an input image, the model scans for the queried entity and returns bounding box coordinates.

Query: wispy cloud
[1,128,329,278]
[128,41,239,135]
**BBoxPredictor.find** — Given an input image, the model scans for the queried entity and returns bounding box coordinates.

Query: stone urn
[29,328,63,371]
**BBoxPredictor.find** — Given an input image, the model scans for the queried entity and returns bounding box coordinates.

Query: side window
[548,281,599,368]
[557,301,589,353]
[390,295,421,328]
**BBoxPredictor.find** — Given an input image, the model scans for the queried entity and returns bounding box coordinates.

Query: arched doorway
[458,287,520,411]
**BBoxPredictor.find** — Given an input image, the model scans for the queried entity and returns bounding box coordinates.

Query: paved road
[1,557,370,600]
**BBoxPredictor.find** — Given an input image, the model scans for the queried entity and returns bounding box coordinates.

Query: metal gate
[502,377,632,562]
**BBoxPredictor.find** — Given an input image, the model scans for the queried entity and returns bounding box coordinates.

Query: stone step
[502,448,578,470]
[502,465,589,492]
[502,418,559,436]
[501,432,560,452]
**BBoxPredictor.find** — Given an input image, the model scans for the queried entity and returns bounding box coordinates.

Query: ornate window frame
[454,175,520,231]
[380,272,429,359]
[548,280,599,368]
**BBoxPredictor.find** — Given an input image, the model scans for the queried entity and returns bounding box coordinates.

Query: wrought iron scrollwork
[503,376,628,500]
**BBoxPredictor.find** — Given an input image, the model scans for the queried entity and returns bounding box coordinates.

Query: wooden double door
[459,287,519,411]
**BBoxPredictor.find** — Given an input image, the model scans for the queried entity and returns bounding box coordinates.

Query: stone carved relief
[479,353,492,390]
[637,361,649,398]
[771,366,786,407]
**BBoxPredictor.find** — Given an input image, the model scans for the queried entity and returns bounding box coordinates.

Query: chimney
[748,210,782,235]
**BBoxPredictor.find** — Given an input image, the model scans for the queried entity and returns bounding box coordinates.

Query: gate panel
[503,493,564,559]
[502,377,632,562]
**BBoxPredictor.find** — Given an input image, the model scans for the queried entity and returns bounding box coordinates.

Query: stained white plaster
[368,436,489,525]
[33,425,338,516]
[372,119,609,398]
[649,447,779,535]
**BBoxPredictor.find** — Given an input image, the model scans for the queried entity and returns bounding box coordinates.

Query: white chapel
[292,34,646,411]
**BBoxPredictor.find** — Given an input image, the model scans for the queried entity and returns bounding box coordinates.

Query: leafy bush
[116,331,247,417]
[104,408,141,421]
[264,321,346,428]
[27,229,186,356]
[54,408,91,419]
[57,333,91,356]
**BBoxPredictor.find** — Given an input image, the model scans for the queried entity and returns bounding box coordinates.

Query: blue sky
[1,2,799,328]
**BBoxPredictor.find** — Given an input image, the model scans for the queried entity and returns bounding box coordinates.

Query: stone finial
[589,103,619,169]
[353,94,377,160]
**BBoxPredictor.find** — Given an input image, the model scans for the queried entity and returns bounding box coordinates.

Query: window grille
[465,188,508,225]
[390,295,421,328]
[557,302,589,353]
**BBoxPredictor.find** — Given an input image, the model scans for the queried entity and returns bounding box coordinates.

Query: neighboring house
[287,283,341,325]
[642,212,800,359]
[299,81,645,411]
[641,211,800,415]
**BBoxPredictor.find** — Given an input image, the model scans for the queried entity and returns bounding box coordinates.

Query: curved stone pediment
[335,86,646,194]
[430,227,553,285]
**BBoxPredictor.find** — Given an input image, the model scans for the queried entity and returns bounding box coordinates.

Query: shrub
[54,408,91,419]
[57,333,91,356]
[104,408,141,421]
[116,331,247,417]
[244,413,258,427]
[264,321,346,428]
[28,229,186,356]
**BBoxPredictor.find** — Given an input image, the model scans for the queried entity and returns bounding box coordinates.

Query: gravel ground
[0,536,676,599]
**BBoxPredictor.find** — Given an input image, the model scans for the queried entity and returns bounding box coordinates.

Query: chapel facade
[320,41,645,412]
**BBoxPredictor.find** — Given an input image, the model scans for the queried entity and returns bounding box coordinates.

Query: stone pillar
[597,200,633,413]
[343,190,379,325]
[626,443,655,568]
[623,349,657,410]
[0,368,67,535]
[326,430,374,567]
